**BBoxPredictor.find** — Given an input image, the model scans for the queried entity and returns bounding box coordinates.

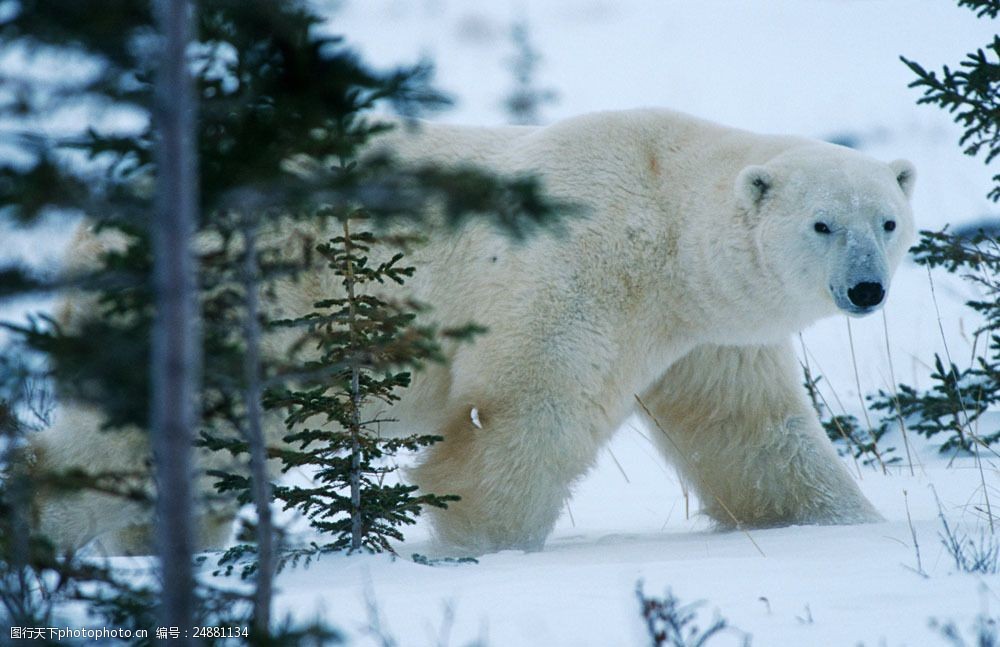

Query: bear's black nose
[847,282,885,308]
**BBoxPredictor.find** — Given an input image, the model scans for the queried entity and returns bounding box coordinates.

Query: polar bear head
[734,145,916,319]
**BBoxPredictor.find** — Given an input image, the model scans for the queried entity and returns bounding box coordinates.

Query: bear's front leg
[411,386,611,555]
[637,342,882,528]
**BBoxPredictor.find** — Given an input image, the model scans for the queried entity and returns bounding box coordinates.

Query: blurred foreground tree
[0,0,559,639]
[502,19,558,125]
[151,0,200,638]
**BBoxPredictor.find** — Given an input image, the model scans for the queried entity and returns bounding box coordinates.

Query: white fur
[33,109,914,555]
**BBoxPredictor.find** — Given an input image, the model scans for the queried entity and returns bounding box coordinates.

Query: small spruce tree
[265,213,464,554]
[868,235,1000,452]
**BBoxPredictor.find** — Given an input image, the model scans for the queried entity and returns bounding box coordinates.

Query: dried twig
[634,394,765,558]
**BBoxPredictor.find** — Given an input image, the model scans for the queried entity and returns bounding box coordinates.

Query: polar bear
[32,109,915,555]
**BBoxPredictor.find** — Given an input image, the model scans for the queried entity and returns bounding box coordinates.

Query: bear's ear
[735,165,774,211]
[889,159,916,199]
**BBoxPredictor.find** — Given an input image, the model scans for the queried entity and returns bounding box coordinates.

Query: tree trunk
[241,218,274,635]
[342,219,363,551]
[152,0,199,640]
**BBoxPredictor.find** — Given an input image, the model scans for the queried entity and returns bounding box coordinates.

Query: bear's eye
[814,222,831,234]
[883,220,896,232]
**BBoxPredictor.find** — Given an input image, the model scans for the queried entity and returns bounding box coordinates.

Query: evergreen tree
[901,0,999,202]
[868,233,1000,453]
[265,215,465,555]
[1,0,561,635]
[869,0,1000,454]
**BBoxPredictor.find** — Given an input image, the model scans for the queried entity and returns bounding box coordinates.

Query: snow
[253,431,1000,646]
[4,0,1000,644]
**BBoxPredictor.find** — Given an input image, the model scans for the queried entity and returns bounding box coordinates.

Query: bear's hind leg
[411,393,609,555]
[31,402,243,554]
[638,342,881,528]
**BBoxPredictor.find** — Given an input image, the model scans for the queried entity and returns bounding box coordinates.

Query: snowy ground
[270,445,997,647]
[4,0,1000,645]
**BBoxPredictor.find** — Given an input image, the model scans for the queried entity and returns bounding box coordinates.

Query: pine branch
[901,31,1000,201]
